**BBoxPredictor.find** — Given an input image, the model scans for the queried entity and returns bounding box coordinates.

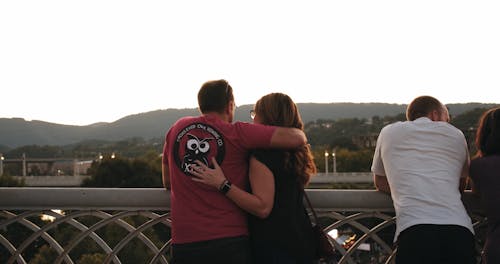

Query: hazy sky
[1,1,499,126]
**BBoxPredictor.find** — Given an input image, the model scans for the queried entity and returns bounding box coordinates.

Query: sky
[1,1,499,126]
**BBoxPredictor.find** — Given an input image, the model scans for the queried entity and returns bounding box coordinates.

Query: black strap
[303,190,319,225]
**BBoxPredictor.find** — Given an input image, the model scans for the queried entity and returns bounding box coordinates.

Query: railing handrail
[11,173,372,187]
[0,188,482,213]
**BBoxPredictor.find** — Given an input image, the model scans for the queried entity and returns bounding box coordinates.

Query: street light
[332,151,337,173]
[111,152,116,159]
[324,151,329,174]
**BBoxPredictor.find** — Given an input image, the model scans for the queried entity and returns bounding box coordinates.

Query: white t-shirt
[371,117,474,241]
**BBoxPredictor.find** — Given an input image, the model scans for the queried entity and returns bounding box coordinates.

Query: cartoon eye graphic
[185,134,214,155]
[187,139,199,151]
[198,142,210,153]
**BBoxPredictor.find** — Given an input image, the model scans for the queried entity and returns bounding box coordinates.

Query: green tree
[0,174,25,186]
[77,253,106,264]
[7,145,65,158]
[335,148,373,172]
[450,107,489,156]
[28,245,57,264]
[82,155,161,188]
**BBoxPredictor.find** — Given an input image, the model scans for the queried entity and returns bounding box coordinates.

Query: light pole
[73,158,79,176]
[22,153,26,177]
[332,151,337,173]
[0,153,4,176]
[324,151,329,174]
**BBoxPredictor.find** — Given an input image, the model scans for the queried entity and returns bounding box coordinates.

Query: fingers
[188,159,226,190]
[211,157,220,169]
[190,165,208,177]
[189,168,202,177]
[189,159,221,180]
[189,168,210,184]
[194,160,208,169]
[191,177,202,182]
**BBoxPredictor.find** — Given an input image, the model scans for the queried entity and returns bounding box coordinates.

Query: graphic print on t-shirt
[173,123,225,176]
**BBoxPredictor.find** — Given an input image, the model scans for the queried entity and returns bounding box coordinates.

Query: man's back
[371,96,476,263]
[164,114,276,244]
[372,117,473,239]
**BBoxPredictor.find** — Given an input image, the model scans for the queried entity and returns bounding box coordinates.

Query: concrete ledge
[12,175,91,187]
[0,188,482,214]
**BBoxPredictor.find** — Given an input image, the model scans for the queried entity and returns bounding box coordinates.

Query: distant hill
[0,103,497,148]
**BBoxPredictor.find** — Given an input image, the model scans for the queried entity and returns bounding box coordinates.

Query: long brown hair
[475,107,500,157]
[254,93,317,187]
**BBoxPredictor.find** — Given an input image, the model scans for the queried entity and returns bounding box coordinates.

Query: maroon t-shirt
[163,114,276,244]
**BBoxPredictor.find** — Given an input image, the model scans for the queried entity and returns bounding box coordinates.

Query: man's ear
[429,110,440,121]
[226,101,235,115]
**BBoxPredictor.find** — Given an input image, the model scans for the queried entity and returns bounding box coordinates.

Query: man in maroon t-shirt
[162,79,307,264]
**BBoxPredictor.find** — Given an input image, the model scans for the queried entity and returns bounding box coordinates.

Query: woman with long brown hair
[191,93,317,263]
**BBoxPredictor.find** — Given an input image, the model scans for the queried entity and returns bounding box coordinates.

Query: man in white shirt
[371,96,475,264]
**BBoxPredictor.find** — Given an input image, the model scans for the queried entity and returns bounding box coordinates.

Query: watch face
[220,181,231,194]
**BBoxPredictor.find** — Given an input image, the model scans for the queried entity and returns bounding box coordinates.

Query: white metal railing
[13,173,372,187]
[0,188,486,264]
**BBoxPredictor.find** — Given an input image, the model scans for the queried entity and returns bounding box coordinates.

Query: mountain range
[1,102,497,149]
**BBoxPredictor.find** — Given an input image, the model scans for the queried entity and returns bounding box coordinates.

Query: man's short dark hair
[406,96,443,121]
[197,79,234,114]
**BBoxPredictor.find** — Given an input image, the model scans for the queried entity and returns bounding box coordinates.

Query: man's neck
[202,111,230,123]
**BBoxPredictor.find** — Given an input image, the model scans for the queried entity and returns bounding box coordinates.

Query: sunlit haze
[1,1,499,126]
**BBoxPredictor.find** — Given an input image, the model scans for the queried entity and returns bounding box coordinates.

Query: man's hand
[374,174,391,194]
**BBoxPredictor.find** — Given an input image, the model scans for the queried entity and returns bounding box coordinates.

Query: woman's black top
[249,150,316,262]
[470,155,500,264]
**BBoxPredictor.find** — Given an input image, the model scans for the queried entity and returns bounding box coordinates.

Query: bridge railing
[13,172,373,187]
[0,188,486,264]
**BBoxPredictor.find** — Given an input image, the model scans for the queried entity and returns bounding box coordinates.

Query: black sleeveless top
[249,149,316,262]
[470,155,500,263]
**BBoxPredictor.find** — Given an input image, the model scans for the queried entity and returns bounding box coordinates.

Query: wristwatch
[219,180,232,194]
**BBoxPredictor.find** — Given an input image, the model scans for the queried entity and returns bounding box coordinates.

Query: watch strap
[219,180,232,194]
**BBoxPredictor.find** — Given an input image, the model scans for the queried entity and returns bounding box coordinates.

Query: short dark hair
[406,96,443,121]
[197,79,234,113]
[475,107,500,157]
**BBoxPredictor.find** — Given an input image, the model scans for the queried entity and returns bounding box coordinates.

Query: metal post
[332,152,337,173]
[324,151,329,174]
[73,158,79,176]
[0,153,4,176]
[22,153,27,177]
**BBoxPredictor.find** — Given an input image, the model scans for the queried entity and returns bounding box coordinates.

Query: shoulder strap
[303,190,319,225]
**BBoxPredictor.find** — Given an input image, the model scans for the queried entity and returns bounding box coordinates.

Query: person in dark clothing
[191,93,317,263]
[470,107,500,264]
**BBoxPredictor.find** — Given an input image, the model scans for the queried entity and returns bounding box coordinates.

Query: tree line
[0,107,488,186]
